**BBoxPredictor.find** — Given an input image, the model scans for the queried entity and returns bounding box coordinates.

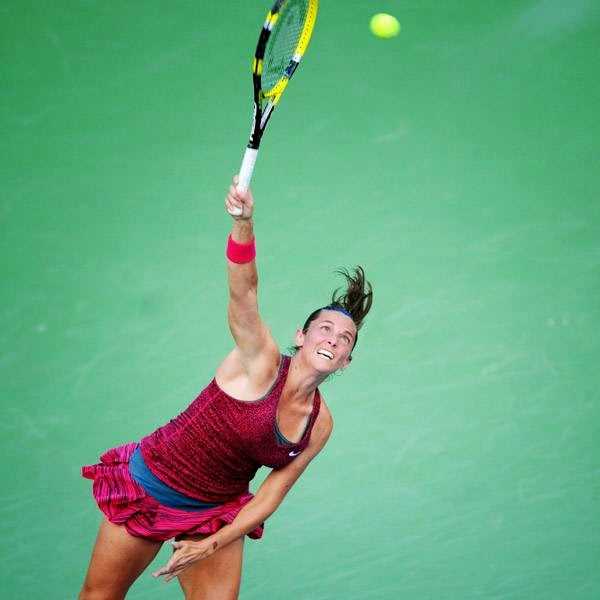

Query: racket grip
[237,147,259,193]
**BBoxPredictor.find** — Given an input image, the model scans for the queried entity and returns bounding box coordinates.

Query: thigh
[79,517,163,600]
[177,533,245,600]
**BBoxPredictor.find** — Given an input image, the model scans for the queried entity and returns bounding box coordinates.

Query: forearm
[208,493,280,551]
[224,178,258,300]
[152,492,282,582]
[206,465,302,551]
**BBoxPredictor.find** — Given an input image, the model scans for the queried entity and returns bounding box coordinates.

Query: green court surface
[2,1,599,598]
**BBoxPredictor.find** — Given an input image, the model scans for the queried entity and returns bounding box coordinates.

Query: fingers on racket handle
[227,206,243,216]
[237,148,259,193]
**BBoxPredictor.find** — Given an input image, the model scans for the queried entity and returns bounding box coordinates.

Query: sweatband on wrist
[226,234,256,264]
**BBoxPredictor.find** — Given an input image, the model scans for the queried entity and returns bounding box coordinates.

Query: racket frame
[236,0,318,195]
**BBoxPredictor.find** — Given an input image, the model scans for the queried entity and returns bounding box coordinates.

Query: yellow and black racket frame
[236,0,318,196]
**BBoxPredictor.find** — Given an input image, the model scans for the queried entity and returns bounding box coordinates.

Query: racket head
[254,0,318,102]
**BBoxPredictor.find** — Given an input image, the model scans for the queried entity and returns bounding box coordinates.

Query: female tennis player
[79,177,373,599]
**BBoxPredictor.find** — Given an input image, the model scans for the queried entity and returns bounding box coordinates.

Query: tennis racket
[229,0,318,215]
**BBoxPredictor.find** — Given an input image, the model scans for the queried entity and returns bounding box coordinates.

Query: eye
[341,335,351,345]
[321,325,330,332]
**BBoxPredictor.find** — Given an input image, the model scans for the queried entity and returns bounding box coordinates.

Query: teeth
[317,349,333,360]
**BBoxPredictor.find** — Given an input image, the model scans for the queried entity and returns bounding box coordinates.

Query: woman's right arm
[220,179,279,378]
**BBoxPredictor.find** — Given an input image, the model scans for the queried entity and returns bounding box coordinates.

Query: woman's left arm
[153,406,333,582]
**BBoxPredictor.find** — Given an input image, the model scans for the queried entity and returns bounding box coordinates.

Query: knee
[183,589,239,600]
[78,581,126,600]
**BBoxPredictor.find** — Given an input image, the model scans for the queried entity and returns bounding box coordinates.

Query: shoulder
[215,342,281,400]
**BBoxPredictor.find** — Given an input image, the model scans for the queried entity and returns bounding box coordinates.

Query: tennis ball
[369,13,400,39]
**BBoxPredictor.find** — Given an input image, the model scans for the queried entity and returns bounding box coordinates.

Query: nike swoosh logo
[289,450,302,457]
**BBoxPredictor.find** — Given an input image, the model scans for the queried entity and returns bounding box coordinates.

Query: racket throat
[260,100,276,130]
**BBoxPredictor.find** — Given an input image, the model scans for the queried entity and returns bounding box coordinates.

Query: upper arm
[227,253,279,371]
[227,281,275,360]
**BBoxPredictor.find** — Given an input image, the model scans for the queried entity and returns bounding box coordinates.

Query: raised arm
[222,178,279,374]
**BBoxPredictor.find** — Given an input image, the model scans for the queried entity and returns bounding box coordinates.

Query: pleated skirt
[82,442,264,542]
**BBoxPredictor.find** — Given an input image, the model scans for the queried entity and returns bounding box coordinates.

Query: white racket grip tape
[227,148,258,216]
[237,147,259,193]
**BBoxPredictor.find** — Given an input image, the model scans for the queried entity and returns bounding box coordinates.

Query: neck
[284,353,327,404]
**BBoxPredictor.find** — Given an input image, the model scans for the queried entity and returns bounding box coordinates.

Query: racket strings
[262,0,309,92]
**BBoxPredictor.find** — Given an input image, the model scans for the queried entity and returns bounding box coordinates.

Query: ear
[339,353,353,370]
[295,328,305,348]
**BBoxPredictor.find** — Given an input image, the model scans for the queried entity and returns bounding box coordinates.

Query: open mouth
[316,349,334,360]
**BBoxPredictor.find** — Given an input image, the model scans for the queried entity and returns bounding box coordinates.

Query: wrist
[231,218,254,242]
[227,233,256,264]
[197,535,220,556]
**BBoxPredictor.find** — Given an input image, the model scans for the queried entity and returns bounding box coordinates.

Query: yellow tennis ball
[369,13,400,39]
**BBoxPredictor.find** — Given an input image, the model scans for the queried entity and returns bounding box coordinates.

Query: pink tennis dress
[82,355,321,541]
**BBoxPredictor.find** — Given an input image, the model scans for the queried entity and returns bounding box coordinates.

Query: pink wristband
[226,234,256,264]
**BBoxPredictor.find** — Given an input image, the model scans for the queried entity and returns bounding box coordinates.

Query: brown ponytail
[326,266,373,331]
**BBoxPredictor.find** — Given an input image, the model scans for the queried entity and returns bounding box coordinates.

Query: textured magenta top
[140,355,322,504]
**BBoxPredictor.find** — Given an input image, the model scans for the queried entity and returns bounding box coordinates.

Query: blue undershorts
[129,445,222,512]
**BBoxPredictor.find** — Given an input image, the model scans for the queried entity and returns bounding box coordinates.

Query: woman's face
[295,310,356,373]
